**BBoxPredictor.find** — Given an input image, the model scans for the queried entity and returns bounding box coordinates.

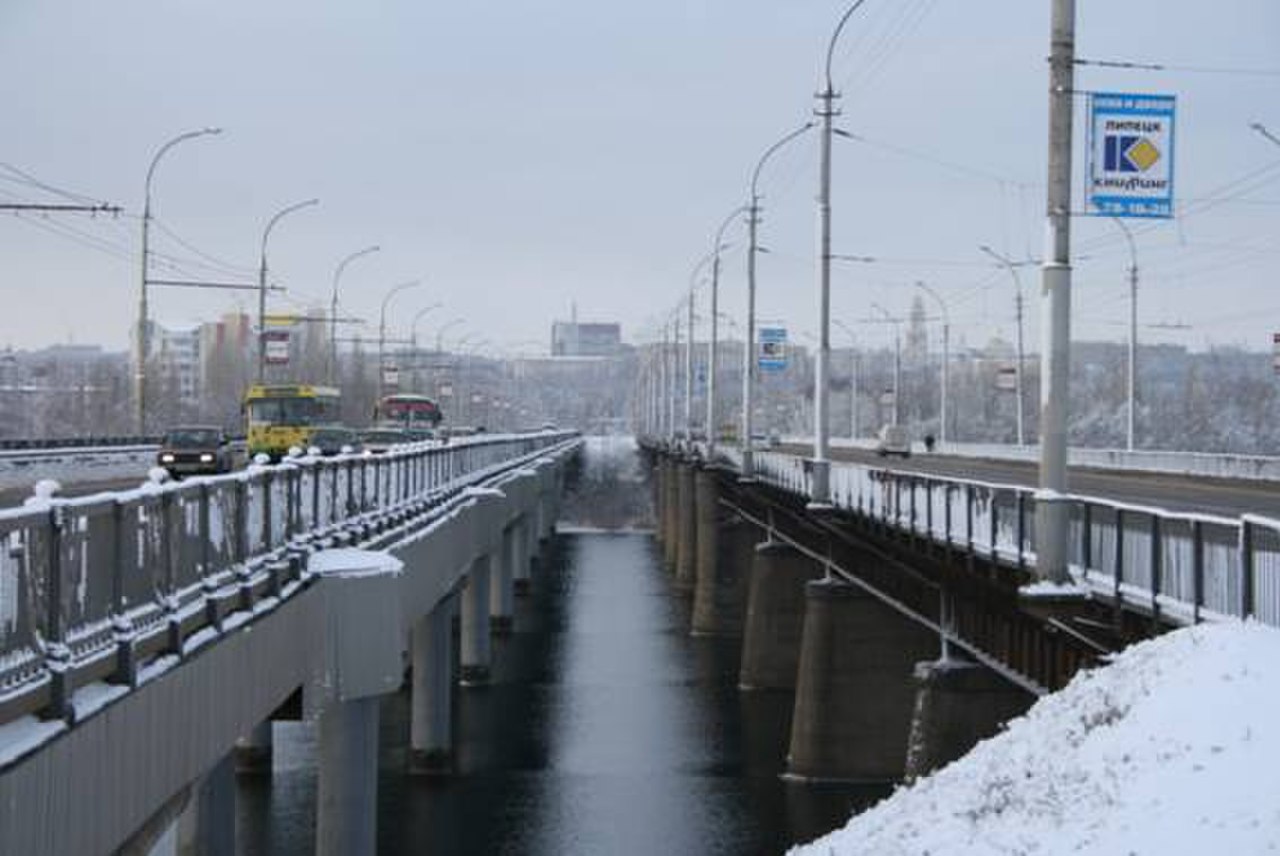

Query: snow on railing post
[233,480,249,565]
[109,498,138,688]
[42,504,74,722]
[160,491,184,657]
[199,482,220,633]
[1240,518,1255,620]
[1192,519,1204,623]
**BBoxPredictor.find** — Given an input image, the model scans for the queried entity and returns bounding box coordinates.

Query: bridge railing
[702,443,1280,629]
[0,431,577,723]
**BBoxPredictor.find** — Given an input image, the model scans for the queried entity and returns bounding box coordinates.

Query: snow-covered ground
[791,621,1280,855]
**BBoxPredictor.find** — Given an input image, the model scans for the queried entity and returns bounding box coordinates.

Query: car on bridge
[308,426,363,456]
[876,424,911,458]
[361,427,410,454]
[157,426,236,476]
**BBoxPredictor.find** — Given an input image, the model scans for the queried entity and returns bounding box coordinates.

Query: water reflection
[238,529,886,855]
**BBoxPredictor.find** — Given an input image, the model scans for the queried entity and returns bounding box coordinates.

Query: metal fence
[0,431,576,721]
[705,443,1280,630]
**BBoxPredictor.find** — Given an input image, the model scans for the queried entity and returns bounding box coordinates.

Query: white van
[876,424,911,458]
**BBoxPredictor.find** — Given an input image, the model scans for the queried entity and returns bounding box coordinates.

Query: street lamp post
[870,303,902,426]
[329,245,380,385]
[980,245,1027,446]
[258,198,320,383]
[409,302,444,389]
[706,207,746,460]
[742,122,813,479]
[1112,219,1139,451]
[811,0,871,508]
[915,281,950,448]
[833,319,859,440]
[685,250,718,443]
[136,127,222,433]
[377,280,423,402]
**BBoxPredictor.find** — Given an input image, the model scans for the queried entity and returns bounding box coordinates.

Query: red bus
[375,393,443,434]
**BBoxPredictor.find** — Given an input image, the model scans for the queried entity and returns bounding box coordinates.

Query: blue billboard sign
[758,326,787,372]
[1087,92,1176,218]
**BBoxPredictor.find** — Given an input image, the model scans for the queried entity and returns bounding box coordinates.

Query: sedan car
[309,426,362,456]
[158,426,235,476]
[361,427,409,454]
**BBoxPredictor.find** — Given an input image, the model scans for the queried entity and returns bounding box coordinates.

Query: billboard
[758,326,788,372]
[1087,92,1176,218]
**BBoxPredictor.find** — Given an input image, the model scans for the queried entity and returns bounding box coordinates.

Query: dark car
[309,426,362,456]
[158,426,235,476]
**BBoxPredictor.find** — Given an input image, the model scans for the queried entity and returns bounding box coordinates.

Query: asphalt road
[778,444,1280,520]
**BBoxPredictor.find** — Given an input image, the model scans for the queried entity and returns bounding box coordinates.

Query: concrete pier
[512,517,532,595]
[739,541,823,691]
[674,463,698,592]
[787,578,938,782]
[662,459,679,570]
[317,698,380,856]
[691,469,754,636]
[490,526,515,634]
[233,721,273,774]
[460,555,493,685]
[176,753,235,856]
[409,598,455,775]
[903,655,1034,781]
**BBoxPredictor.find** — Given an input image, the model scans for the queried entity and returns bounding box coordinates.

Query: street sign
[1086,92,1176,218]
[382,364,399,388]
[263,330,290,365]
[759,326,788,372]
[438,382,454,398]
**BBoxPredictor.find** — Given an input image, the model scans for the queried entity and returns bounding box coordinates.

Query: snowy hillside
[791,621,1280,855]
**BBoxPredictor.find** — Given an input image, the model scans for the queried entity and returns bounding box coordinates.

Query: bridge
[0,431,579,855]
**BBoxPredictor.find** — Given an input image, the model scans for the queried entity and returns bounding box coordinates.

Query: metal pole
[1113,218,1138,451]
[329,245,380,385]
[980,245,1027,446]
[809,1,866,506]
[707,207,746,460]
[377,280,423,402]
[1037,0,1077,583]
[833,318,857,441]
[258,198,320,383]
[915,281,949,447]
[136,127,222,433]
[685,290,695,440]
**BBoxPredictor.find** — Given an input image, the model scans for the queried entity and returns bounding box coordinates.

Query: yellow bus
[243,384,341,459]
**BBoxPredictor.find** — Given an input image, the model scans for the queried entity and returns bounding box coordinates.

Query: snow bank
[791,621,1280,855]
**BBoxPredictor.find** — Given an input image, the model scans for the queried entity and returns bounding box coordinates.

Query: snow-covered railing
[0,430,579,724]
[698,444,1280,630]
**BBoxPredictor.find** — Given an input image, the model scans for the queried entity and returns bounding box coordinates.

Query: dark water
[238,443,887,854]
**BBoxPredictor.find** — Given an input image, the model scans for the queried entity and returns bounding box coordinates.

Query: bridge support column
[512,516,532,595]
[176,752,235,856]
[460,554,492,685]
[409,597,455,775]
[490,526,515,634]
[233,721,273,773]
[662,458,679,570]
[739,541,822,690]
[675,463,698,592]
[692,470,754,636]
[787,578,938,782]
[904,655,1034,782]
[653,456,668,543]
[309,548,404,856]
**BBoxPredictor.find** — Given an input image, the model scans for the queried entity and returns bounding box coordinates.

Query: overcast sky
[1,0,1277,357]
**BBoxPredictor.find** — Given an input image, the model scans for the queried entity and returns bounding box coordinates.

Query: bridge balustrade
[696,443,1280,630]
[0,431,574,725]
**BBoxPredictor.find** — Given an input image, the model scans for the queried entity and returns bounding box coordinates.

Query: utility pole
[870,303,902,426]
[257,198,320,383]
[1037,0,1076,583]
[685,289,695,441]
[706,206,745,460]
[916,281,950,448]
[980,245,1028,447]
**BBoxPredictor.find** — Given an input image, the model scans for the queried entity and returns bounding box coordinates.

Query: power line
[1075,57,1280,78]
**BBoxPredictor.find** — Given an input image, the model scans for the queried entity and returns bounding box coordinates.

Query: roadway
[778,444,1280,521]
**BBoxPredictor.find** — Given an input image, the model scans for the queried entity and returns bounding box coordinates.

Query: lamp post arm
[824,0,872,94]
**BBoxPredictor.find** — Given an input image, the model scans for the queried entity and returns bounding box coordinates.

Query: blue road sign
[1087,92,1176,218]
[758,326,788,372]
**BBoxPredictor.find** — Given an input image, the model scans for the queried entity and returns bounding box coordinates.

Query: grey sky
[1,1,1277,356]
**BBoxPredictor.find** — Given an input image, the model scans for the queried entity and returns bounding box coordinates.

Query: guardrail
[0,430,579,726]
[708,443,1280,630]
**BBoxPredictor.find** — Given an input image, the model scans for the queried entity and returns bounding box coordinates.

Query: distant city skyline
[1,1,1277,356]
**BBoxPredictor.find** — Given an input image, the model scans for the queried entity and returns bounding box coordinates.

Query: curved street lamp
[811,0,872,507]
[742,121,813,479]
[258,198,321,382]
[377,280,423,400]
[329,245,380,384]
[979,245,1027,446]
[706,205,748,459]
[915,280,950,448]
[136,126,223,433]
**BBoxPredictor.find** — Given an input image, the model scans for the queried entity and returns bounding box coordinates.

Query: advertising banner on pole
[263,329,290,365]
[758,326,788,372]
[1086,92,1176,218]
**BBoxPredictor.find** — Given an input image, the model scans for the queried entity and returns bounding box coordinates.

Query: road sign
[1087,92,1176,218]
[759,326,788,372]
[263,330,290,365]
[382,364,399,388]
[995,364,1018,391]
